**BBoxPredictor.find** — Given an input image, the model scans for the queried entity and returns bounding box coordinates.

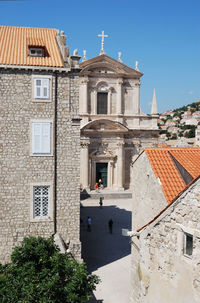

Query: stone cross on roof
[98,30,108,55]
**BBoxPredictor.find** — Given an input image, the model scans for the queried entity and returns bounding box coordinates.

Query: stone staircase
[80,189,132,200]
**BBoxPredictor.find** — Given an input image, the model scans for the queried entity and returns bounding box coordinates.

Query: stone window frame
[32,74,53,102]
[30,182,54,222]
[176,224,194,261]
[94,81,112,115]
[30,118,54,157]
[183,232,193,259]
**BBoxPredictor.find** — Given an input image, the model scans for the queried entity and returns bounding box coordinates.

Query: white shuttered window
[32,122,51,154]
[34,78,50,99]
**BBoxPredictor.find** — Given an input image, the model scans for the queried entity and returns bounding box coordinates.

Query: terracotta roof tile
[0,26,63,67]
[145,147,200,205]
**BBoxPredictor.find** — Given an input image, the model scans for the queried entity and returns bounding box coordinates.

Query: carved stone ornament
[135,81,141,87]
[81,141,90,148]
[117,79,123,85]
[117,141,124,148]
[80,77,89,85]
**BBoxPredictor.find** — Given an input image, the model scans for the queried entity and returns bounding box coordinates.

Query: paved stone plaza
[80,197,132,303]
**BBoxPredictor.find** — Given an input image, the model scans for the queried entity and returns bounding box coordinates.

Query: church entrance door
[96,163,108,188]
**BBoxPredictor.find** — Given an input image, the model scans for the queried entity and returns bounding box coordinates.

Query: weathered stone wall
[131,178,200,303]
[0,68,81,263]
[131,152,166,230]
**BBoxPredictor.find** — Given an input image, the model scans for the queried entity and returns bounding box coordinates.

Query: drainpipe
[53,72,58,235]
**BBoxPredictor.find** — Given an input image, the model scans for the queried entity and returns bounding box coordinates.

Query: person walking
[99,197,103,208]
[108,219,113,234]
[87,216,92,232]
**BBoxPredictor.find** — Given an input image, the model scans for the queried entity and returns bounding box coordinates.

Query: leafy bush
[171,134,178,140]
[185,127,196,138]
[0,237,100,303]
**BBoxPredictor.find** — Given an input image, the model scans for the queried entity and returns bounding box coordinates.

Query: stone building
[0,26,81,263]
[130,146,200,302]
[79,36,159,191]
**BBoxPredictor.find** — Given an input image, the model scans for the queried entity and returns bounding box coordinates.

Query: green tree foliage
[185,127,196,138]
[171,134,178,140]
[0,237,100,303]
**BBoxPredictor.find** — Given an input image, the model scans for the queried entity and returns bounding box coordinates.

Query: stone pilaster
[117,142,124,190]
[80,77,89,114]
[108,160,114,188]
[135,81,141,114]
[108,90,111,114]
[80,141,90,189]
[117,78,123,114]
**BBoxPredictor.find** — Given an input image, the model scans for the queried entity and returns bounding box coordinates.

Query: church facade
[79,53,159,190]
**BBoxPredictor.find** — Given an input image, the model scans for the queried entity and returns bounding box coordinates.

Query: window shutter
[32,122,51,154]
[41,123,51,154]
[34,79,42,98]
[42,79,50,98]
[32,122,42,153]
[34,78,50,99]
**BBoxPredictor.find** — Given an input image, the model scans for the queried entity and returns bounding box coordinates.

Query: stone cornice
[0,64,71,73]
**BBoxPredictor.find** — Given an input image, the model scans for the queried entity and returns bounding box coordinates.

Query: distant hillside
[158,100,200,140]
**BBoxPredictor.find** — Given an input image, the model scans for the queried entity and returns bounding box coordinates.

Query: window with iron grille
[33,186,50,218]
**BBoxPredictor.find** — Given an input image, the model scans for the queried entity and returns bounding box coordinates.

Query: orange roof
[145,147,200,204]
[0,26,63,67]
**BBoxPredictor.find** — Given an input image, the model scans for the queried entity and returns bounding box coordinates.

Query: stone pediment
[80,54,143,79]
[81,119,129,134]
[90,146,116,159]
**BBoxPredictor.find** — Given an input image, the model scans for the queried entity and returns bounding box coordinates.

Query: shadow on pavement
[88,292,104,302]
[80,189,91,200]
[80,204,131,272]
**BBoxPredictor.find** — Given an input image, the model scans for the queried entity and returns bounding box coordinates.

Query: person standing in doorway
[95,182,99,192]
[87,216,92,232]
[108,219,113,234]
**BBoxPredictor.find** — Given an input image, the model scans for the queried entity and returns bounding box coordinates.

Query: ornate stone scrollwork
[117,78,123,85]
[81,141,90,148]
[117,141,125,148]
[80,77,89,85]
[135,81,141,87]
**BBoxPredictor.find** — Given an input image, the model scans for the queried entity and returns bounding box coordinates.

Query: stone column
[108,91,111,115]
[117,79,123,114]
[91,160,96,188]
[80,141,89,189]
[94,90,97,114]
[135,81,140,114]
[117,142,124,190]
[88,159,92,189]
[108,160,114,188]
[81,78,89,114]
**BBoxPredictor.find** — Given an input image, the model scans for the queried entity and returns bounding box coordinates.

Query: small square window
[29,47,44,57]
[184,233,193,257]
[33,186,50,218]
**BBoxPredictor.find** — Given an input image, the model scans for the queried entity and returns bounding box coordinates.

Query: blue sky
[0,0,199,113]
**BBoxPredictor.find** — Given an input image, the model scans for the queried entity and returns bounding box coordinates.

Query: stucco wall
[131,179,200,303]
[131,152,166,231]
[0,69,81,263]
